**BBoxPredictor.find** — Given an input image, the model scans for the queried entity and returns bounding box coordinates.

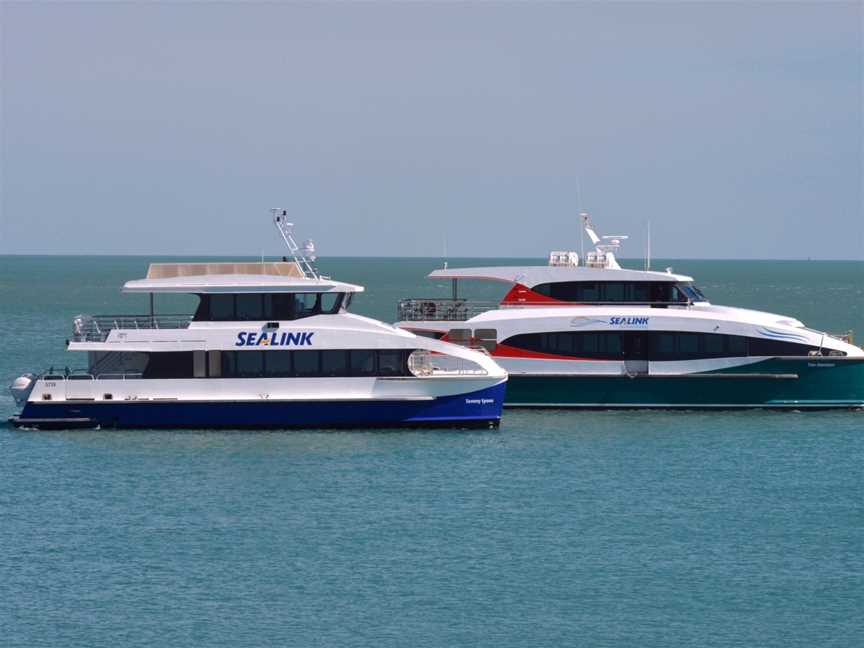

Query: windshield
[679,283,708,302]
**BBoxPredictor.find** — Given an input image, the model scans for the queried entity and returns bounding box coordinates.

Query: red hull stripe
[500,283,586,306]
[492,343,602,362]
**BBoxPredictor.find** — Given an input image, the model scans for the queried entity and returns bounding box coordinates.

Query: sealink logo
[609,316,649,326]
[235,331,314,347]
[571,316,650,327]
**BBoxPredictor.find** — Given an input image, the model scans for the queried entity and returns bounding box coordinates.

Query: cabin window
[604,283,627,302]
[677,333,700,355]
[703,334,725,355]
[236,351,264,377]
[320,293,341,314]
[748,338,814,357]
[530,281,687,304]
[142,352,194,378]
[321,350,349,376]
[631,283,651,302]
[271,294,296,320]
[580,283,600,301]
[236,294,264,320]
[349,350,377,376]
[293,350,321,376]
[581,333,599,354]
[655,334,675,356]
[501,331,821,361]
[378,350,406,376]
[209,295,236,321]
[727,336,747,355]
[265,351,293,377]
[296,294,319,317]
[194,293,346,322]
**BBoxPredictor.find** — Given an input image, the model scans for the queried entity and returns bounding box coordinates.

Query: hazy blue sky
[1,1,862,259]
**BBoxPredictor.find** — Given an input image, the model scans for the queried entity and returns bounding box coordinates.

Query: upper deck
[427,264,693,286]
[123,261,364,294]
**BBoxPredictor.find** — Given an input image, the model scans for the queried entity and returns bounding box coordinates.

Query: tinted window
[727,336,747,355]
[321,350,348,377]
[501,331,820,361]
[271,294,296,320]
[349,350,376,376]
[631,283,651,302]
[703,334,725,355]
[504,332,625,359]
[748,338,814,357]
[581,333,599,353]
[236,352,264,377]
[265,351,293,377]
[236,294,264,320]
[378,350,407,376]
[655,334,675,355]
[194,293,346,322]
[531,281,682,304]
[293,350,321,376]
[604,283,626,302]
[209,295,235,321]
[678,333,699,355]
[580,283,600,301]
[142,352,194,378]
[137,349,443,378]
[320,293,342,314]
[296,294,320,317]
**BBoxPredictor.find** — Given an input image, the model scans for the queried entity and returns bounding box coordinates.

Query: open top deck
[123,262,364,294]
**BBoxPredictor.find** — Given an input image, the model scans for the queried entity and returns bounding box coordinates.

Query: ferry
[396,215,864,409]
[8,211,507,429]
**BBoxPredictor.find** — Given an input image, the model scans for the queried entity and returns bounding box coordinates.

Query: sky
[1,1,862,259]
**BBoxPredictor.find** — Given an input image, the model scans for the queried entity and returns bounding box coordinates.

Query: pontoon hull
[504,358,864,409]
[10,382,506,430]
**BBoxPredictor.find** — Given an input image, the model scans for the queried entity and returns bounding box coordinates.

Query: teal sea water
[1,256,862,647]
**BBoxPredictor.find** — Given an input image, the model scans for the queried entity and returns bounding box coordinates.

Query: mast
[271,208,320,279]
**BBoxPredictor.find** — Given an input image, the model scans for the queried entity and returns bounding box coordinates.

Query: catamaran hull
[9,382,506,430]
[503,358,864,409]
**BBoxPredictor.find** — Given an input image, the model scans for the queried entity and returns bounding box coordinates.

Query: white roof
[428,265,693,286]
[123,262,364,294]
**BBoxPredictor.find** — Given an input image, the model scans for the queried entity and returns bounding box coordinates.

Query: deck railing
[71,314,193,342]
[397,299,500,322]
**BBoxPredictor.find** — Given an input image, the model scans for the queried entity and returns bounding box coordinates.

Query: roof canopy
[123,262,364,294]
[428,265,693,286]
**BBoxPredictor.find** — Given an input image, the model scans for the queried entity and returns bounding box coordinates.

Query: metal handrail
[96,373,144,380]
[397,299,500,322]
[71,314,194,342]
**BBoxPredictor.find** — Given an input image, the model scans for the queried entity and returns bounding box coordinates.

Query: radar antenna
[581,213,626,269]
[271,208,320,279]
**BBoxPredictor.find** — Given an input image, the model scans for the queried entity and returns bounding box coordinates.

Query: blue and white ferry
[8,211,507,429]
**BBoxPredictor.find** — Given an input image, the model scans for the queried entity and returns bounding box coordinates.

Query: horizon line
[1,253,862,262]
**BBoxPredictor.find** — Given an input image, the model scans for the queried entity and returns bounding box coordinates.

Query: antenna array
[271,208,320,279]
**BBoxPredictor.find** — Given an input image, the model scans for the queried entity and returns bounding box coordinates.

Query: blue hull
[11,383,506,430]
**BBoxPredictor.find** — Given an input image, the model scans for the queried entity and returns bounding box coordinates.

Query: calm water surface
[1,256,862,647]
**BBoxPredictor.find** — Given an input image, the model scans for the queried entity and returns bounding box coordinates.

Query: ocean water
[1,256,862,647]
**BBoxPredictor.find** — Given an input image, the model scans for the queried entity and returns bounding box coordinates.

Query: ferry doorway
[623,333,649,376]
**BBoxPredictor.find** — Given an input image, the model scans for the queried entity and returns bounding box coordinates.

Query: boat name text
[235,331,315,347]
[609,316,650,326]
